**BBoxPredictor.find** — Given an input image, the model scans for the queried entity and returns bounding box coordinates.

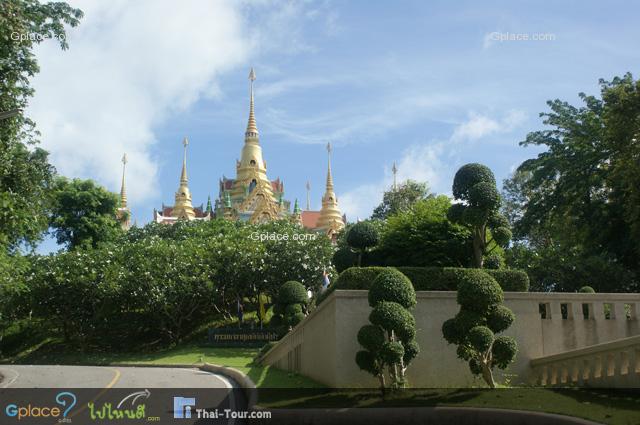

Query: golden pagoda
[153,138,211,223]
[116,153,131,230]
[314,142,346,238]
[152,68,346,236]
[215,68,289,223]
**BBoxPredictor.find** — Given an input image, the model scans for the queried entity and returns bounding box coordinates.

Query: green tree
[347,221,380,266]
[503,74,640,292]
[371,180,430,220]
[121,238,216,344]
[447,164,511,268]
[271,281,308,329]
[442,270,517,387]
[49,178,123,250]
[356,268,419,391]
[0,0,83,251]
[380,195,473,267]
[28,248,123,345]
[0,252,30,352]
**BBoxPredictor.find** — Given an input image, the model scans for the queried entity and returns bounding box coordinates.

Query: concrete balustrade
[531,335,640,387]
[261,290,640,387]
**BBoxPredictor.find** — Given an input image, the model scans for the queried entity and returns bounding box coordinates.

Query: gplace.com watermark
[487,31,556,42]
[10,32,66,42]
[250,232,317,242]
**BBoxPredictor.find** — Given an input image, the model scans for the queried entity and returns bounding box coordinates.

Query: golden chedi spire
[117,153,131,230]
[172,137,195,220]
[232,68,276,202]
[120,153,128,208]
[317,142,345,236]
[246,67,258,138]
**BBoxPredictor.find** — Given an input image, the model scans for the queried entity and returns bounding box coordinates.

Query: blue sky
[28,0,640,250]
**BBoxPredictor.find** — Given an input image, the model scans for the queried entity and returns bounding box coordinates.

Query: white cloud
[264,92,462,145]
[338,110,526,219]
[339,142,448,220]
[451,110,526,142]
[28,0,251,205]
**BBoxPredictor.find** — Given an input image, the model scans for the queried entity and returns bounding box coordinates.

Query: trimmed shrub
[357,325,386,352]
[273,280,308,329]
[347,222,380,251]
[579,285,596,293]
[368,268,416,309]
[457,271,503,314]
[441,266,517,388]
[485,269,529,292]
[335,267,528,292]
[279,281,309,305]
[317,266,529,307]
[333,247,358,273]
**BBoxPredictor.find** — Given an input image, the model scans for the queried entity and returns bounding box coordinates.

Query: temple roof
[301,210,321,229]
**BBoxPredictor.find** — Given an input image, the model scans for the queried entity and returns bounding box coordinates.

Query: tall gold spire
[172,137,195,220]
[317,142,345,237]
[120,153,128,208]
[245,68,258,138]
[180,137,189,184]
[232,67,277,204]
[325,142,334,191]
[117,152,131,230]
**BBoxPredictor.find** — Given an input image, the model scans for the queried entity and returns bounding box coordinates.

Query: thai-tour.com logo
[5,391,76,421]
[173,397,196,419]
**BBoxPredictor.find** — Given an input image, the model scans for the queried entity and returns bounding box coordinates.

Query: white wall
[261,290,640,387]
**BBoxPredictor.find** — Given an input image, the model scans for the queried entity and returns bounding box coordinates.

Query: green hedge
[316,266,529,306]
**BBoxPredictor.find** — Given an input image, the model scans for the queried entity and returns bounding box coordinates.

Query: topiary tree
[447,164,511,268]
[272,281,308,329]
[441,269,517,388]
[346,221,380,266]
[355,268,419,392]
[332,247,359,273]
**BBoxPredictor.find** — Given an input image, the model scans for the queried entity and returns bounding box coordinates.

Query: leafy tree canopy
[503,74,640,292]
[380,195,474,267]
[49,177,123,250]
[0,0,83,251]
[371,180,431,220]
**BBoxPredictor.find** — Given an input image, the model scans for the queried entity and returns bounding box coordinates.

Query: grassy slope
[1,338,323,388]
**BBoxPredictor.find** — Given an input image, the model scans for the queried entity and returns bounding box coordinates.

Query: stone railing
[530,335,640,388]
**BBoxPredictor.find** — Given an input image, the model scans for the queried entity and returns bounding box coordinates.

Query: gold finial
[392,161,398,190]
[181,137,189,184]
[245,68,259,138]
[120,153,128,208]
[306,180,311,210]
[325,142,333,190]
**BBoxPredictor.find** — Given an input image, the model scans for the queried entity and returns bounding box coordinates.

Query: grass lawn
[0,338,323,389]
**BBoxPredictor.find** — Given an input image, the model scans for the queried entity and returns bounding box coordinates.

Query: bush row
[316,266,529,305]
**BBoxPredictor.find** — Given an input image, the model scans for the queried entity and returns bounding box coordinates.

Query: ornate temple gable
[237,176,279,214]
[249,193,282,224]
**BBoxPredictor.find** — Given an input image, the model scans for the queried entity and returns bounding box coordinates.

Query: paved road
[0,365,231,388]
[0,365,247,424]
